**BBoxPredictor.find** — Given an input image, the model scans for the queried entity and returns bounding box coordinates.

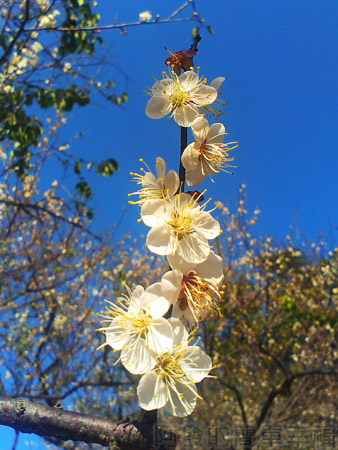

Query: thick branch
[0,396,177,449]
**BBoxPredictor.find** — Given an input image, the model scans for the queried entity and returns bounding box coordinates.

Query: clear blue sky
[71,0,337,246]
[1,0,337,447]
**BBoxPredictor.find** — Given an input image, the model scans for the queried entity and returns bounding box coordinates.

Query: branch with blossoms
[22,0,206,34]
[99,39,238,426]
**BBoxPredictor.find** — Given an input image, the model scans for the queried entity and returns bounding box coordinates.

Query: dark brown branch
[0,198,101,241]
[179,127,187,191]
[0,396,178,448]
[216,378,248,427]
[24,0,200,33]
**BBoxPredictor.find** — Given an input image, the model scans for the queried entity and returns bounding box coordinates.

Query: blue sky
[1,0,337,448]
[70,0,337,246]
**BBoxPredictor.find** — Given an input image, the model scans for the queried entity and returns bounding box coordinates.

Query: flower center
[155,352,185,379]
[168,210,194,239]
[178,270,221,321]
[123,312,153,338]
[170,85,191,109]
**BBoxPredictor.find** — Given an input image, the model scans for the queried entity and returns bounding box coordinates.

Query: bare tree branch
[0,396,178,449]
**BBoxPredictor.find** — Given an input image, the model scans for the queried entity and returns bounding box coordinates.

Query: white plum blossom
[202,76,227,119]
[137,318,212,417]
[129,157,179,205]
[99,284,173,374]
[141,192,221,264]
[139,11,152,22]
[145,70,218,127]
[159,251,224,323]
[181,116,238,186]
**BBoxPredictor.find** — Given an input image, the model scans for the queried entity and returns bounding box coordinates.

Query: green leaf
[206,25,215,35]
[76,180,93,198]
[96,158,119,177]
[192,26,199,39]
[74,159,82,175]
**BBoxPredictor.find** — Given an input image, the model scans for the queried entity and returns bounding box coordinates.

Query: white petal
[191,116,209,143]
[185,166,206,187]
[173,104,199,127]
[155,157,167,181]
[196,213,221,239]
[163,170,180,196]
[161,269,183,304]
[191,85,217,106]
[181,142,201,171]
[177,233,210,264]
[146,95,172,119]
[167,253,196,273]
[142,172,158,187]
[147,318,174,353]
[146,225,177,255]
[137,372,168,411]
[151,78,173,94]
[141,199,167,227]
[141,282,170,318]
[163,381,197,417]
[180,305,197,324]
[121,337,156,374]
[181,346,212,382]
[132,285,144,301]
[172,302,184,320]
[128,287,143,314]
[210,77,225,90]
[178,70,199,90]
[105,318,127,351]
[208,123,226,144]
[168,317,189,346]
[195,251,224,285]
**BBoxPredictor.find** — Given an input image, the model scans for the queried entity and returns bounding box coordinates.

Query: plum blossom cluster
[100,63,238,417]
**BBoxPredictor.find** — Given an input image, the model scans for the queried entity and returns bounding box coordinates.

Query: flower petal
[146,225,177,255]
[146,95,172,119]
[191,116,209,143]
[210,77,225,90]
[121,337,155,374]
[177,233,210,264]
[208,123,226,144]
[195,251,224,285]
[181,142,201,171]
[195,213,220,239]
[137,372,168,411]
[173,104,199,127]
[164,170,180,196]
[191,85,217,106]
[185,166,206,187]
[142,282,171,318]
[181,346,212,382]
[167,253,196,273]
[163,380,197,417]
[147,318,174,354]
[168,317,188,346]
[178,70,199,90]
[141,199,167,227]
[105,318,128,351]
[155,156,167,180]
[161,269,183,304]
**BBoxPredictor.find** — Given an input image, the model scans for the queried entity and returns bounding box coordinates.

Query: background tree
[0,0,206,448]
[177,186,338,450]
